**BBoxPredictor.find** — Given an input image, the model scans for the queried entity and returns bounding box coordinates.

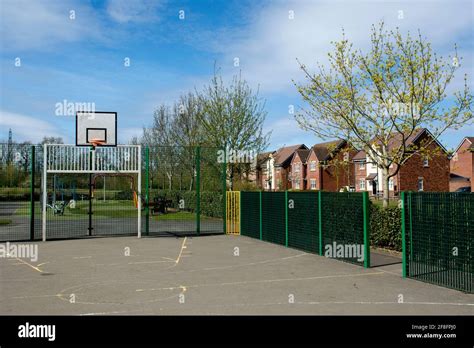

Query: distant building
[450,137,474,192]
[353,128,450,196]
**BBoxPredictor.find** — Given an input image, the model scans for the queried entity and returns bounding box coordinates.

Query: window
[294,179,300,189]
[389,178,394,190]
[359,179,366,190]
[371,162,377,169]
[418,177,424,191]
[453,153,459,162]
[423,158,429,167]
[310,179,317,190]
[359,162,365,170]
[343,152,349,162]
[310,161,317,171]
[294,162,300,172]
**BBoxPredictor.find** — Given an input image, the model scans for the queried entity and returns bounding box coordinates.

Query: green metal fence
[0,144,225,241]
[143,145,225,237]
[240,191,260,239]
[402,192,473,293]
[239,191,370,267]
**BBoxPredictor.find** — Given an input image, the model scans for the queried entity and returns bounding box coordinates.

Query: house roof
[273,144,307,166]
[310,139,346,161]
[453,136,474,154]
[353,150,366,161]
[380,128,448,154]
[450,173,470,180]
[366,173,377,180]
[294,149,310,163]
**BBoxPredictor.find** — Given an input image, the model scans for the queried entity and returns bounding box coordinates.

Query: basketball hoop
[90,139,106,148]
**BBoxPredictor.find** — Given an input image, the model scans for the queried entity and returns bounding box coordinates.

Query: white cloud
[264,116,320,149]
[106,0,164,23]
[0,0,103,51]
[219,0,473,94]
[0,110,64,142]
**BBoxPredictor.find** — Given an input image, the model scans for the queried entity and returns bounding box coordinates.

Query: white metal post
[42,144,47,242]
[137,145,142,238]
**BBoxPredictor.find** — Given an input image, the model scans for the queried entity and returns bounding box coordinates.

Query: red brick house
[289,149,310,190]
[353,128,450,196]
[450,137,474,192]
[256,144,307,191]
[300,140,356,191]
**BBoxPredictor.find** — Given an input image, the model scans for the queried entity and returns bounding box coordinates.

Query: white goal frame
[42,144,142,241]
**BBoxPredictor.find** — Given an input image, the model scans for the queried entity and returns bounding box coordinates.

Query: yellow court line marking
[175,237,187,264]
[12,257,44,273]
[136,271,385,292]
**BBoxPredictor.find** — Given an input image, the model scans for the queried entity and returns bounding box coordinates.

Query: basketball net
[90,139,106,148]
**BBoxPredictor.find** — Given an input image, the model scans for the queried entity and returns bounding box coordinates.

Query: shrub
[370,202,402,251]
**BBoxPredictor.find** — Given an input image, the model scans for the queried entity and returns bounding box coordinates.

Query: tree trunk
[382,166,390,208]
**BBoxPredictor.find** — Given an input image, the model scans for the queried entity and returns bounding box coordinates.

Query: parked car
[455,186,471,193]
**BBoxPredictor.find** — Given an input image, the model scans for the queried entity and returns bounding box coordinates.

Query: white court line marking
[80,310,144,316]
[11,258,44,273]
[175,237,187,264]
[166,252,308,274]
[192,300,474,308]
[136,272,385,292]
[73,256,92,259]
[128,260,175,265]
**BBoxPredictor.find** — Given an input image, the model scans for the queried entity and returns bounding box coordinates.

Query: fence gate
[42,144,141,241]
[226,191,240,235]
[402,192,473,293]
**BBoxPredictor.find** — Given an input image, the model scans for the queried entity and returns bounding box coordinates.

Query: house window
[453,153,459,162]
[371,162,377,169]
[418,177,424,191]
[310,161,316,171]
[343,152,349,162]
[294,163,300,172]
[389,178,394,190]
[310,179,317,190]
[294,179,300,189]
[423,158,429,167]
[359,179,366,190]
[359,162,365,170]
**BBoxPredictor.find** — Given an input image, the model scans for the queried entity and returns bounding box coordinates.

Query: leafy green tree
[198,70,270,189]
[295,22,472,206]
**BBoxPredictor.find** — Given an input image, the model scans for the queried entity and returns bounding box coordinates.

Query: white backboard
[76,111,117,146]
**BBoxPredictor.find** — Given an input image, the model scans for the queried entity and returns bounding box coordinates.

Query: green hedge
[370,203,402,251]
[149,189,223,218]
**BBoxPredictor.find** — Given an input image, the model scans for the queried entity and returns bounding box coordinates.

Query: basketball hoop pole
[88,144,94,236]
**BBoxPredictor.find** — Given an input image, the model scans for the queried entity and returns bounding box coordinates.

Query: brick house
[302,140,356,191]
[450,137,474,192]
[256,144,307,190]
[289,149,310,190]
[255,151,275,190]
[353,128,450,196]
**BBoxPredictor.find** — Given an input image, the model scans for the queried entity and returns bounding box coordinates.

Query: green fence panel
[240,191,260,239]
[261,191,286,246]
[321,192,366,266]
[287,191,319,254]
[404,192,473,293]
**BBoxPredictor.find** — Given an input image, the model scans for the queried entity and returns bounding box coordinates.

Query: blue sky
[0,0,473,150]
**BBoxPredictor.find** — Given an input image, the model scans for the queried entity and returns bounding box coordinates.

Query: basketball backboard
[76,111,117,147]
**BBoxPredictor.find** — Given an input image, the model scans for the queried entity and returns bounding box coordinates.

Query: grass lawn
[13,201,220,221]
[0,219,12,225]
